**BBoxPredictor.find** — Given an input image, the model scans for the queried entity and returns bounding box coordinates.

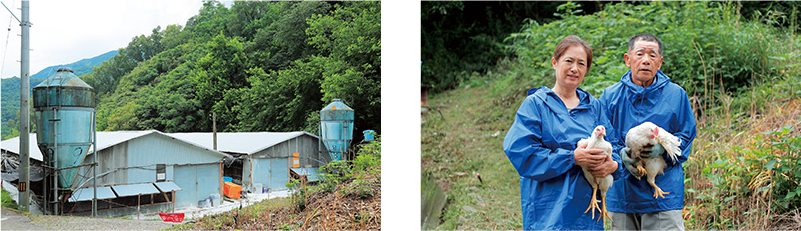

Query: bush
[287,136,382,211]
[503,1,788,106]
[1,188,18,210]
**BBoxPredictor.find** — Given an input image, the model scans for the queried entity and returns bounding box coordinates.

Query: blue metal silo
[33,67,95,188]
[320,99,354,162]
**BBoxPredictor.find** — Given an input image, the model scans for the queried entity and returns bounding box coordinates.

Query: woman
[502,35,624,230]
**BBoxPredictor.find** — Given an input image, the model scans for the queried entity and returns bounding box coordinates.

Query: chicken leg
[648,180,670,198]
[584,186,601,218]
[599,188,613,226]
[645,158,670,198]
[635,165,648,177]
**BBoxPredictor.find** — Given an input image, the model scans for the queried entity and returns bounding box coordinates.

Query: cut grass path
[421,85,524,230]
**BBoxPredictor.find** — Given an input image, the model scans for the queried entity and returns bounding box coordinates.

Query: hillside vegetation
[171,137,380,230]
[1,50,119,139]
[2,1,380,139]
[422,1,801,230]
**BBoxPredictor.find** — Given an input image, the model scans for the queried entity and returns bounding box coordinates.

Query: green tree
[307,1,382,133]
[192,33,250,131]
[250,1,330,71]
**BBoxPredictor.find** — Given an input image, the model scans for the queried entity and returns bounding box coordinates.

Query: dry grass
[685,87,801,230]
[169,167,380,230]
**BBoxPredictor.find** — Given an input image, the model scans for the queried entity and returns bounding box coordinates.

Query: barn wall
[173,163,221,209]
[78,142,128,188]
[244,134,322,192]
[249,157,289,192]
[257,135,323,168]
[74,133,225,210]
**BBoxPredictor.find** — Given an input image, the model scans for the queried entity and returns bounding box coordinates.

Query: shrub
[502,1,788,107]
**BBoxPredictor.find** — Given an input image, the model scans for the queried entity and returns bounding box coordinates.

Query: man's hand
[590,154,618,178]
[621,147,645,178]
[641,143,664,158]
[574,142,606,168]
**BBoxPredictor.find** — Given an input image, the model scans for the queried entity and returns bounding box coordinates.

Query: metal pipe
[18,0,31,213]
[52,107,59,215]
[93,111,97,217]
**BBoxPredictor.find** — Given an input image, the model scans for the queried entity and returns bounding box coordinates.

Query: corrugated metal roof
[0,134,43,161]
[291,167,325,182]
[112,183,160,197]
[168,131,319,155]
[67,186,116,202]
[1,130,233,161]
[154,182,182,192]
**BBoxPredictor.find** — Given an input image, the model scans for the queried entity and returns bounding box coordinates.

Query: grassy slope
[421,86,523,230]
[422,81,801,230]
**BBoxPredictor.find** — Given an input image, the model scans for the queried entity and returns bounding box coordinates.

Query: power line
[1,0,17,78]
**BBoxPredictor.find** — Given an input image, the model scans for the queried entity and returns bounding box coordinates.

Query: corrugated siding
[127,134,222,167]
[249,158,289,191]
[173,164,221,208]
[77,133,223,188]
[77,142,128,188]
[242,158,252,186]
[243,134,323,191]
[268,158,289,191]
[257,135,323,168]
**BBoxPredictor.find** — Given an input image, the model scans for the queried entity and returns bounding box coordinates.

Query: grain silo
[32,67,96,214]
[320,99,354,161]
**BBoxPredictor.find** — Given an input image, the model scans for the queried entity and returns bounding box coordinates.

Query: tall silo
[33,67,95,190]
[320,99,354,162]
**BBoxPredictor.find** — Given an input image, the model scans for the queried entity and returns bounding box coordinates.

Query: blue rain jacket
[503,86,624,230]
[599,70,697,213]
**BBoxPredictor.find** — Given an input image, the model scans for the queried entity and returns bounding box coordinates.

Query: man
[599,33,697,231]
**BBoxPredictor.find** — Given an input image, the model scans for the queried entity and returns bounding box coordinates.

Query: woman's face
[552,45,588,90]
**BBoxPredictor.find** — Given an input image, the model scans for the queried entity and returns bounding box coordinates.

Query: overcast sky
[0,0,231,79]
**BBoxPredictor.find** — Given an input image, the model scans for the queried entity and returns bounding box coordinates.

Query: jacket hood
[527,86,592,114]
[620,70,671,94]
[620,70,671,106]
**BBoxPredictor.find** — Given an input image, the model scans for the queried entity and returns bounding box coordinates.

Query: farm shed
[168,131,327,193]
[1,130,231,216]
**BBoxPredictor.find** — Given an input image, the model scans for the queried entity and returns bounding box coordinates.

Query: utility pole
[18,0,31,213]
[212,112,217,150]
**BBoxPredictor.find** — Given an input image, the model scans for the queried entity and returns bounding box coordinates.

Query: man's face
[624,39,663,86]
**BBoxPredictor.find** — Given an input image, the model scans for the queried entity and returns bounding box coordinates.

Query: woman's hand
[573,143,606,168]
[590,154,618,178]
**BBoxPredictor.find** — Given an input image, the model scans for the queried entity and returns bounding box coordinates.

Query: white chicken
[624,121,682,199]
[577,125,613,225]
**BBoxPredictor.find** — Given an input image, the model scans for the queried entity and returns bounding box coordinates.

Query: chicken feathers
[625,122,682,199]
[577,125,613,225]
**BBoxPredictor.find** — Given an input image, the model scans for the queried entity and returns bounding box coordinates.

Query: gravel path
[2,208,177,230]
[28,214,177,230]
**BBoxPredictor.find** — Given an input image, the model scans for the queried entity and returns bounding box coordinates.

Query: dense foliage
[494,1,798,117]
[81,1,380,137]
[422,1,801,97]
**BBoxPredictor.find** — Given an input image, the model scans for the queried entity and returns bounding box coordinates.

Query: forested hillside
[29,50,119,79]
[1,77,43,139]
[79,1,380,136]
[2,50,117,139]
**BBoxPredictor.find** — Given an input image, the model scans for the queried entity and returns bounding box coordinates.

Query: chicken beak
[602,131,607,137]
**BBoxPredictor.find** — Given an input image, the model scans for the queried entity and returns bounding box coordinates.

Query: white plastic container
[253,183,263,194]
[210,193,221,206]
